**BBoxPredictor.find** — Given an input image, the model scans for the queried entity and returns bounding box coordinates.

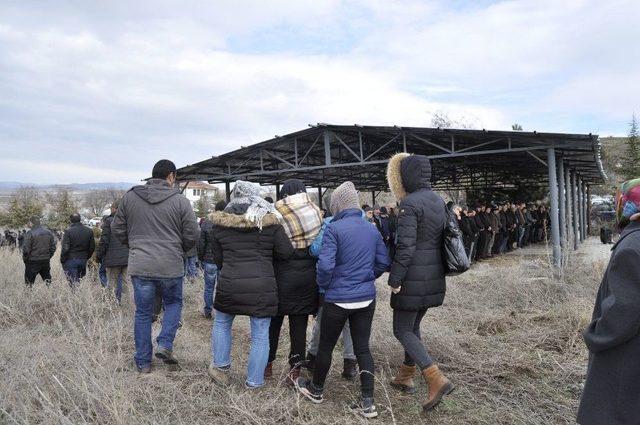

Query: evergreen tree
[1,187,44,227]
[194,192,213,217]
[47,189,78,230]
[623,114,640,180]
[511,123,523,131]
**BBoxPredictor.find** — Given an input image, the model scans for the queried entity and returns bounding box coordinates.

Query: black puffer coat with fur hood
[387,153,447,311]
[210,209,294,317]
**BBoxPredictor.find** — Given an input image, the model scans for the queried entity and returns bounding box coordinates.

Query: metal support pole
[225,181,231,202]
[317,186,323,209]
[547,148,561,267]
[371,191,376,206]
[323,130,332,166]
[564,164,572,247]
[557,159,566,245]
[586,185,592,235]
[275,183,280,201]
[571,172,579,250]
[577,178,584,242]
[581,181,588,239]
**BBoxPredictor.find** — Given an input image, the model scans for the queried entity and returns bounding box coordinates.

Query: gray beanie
[330,181,360,216]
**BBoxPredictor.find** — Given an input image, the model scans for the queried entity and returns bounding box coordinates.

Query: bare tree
[430,110,479,129]
[83,188,126,217]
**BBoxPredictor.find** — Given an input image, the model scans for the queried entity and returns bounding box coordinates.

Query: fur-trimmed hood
[208,211,280,229]
[386,153,432,202]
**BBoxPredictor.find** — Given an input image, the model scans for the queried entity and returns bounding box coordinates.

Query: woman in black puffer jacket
[207,180,294,390]
[267,179,323,385]
[386,153,454,413]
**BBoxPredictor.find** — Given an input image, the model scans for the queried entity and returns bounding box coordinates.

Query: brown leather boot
[422,364,455,412]
[390,364,417,394]
[264,362,273,379]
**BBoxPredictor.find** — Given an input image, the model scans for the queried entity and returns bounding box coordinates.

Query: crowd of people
[6,155,638,423]
[452,202,550,262]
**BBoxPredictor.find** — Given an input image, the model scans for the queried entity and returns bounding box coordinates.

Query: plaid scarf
[275,192,323,249]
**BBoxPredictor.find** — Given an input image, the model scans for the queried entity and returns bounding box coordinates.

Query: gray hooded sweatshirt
[112,178,199,279]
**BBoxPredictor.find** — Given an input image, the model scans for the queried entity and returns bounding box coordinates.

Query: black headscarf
[280,179,306,199]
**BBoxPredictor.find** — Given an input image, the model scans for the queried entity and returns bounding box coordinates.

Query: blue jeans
[212,310,271,388]
[63,258,87,284]
[132,276,183,369]
[184,256,198,278]
[99,262,108,287]
[202,262,218,315]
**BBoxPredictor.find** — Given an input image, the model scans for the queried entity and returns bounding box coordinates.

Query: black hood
[280,179,306,198]
[132,178,180,205]
[400,155,432,193]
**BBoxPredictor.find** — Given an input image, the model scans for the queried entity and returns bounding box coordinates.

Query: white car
[88,217,102,227]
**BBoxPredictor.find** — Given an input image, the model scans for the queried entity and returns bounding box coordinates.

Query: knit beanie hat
[617,178,640,226]
[330,181,360,216]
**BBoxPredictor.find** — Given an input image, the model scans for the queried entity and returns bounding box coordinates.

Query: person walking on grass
[60,213,95,285]
[96,200,131,308]
[305,209,358,381]
[296,181,389,419]
[206,181,294,389]
[22,216,56,286]
[112,159,199,373]
[266,179,323,385]
[386,153,455,413]
[577,178,640,425]
[197,200,227,319]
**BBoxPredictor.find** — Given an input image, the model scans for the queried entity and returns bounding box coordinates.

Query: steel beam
[318,186,323,209]
[371,191,376,206]
[547,148,561,267]
[275,183,280,201]
[581,180,588,240]
[586,185,592,235]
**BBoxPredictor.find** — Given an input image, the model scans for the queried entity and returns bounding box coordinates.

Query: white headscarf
[226,180,275,229]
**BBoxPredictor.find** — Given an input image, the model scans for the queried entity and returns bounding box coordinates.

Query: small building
[183,181,220,208]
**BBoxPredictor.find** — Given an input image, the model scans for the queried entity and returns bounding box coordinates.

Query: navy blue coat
[317,208,390,304]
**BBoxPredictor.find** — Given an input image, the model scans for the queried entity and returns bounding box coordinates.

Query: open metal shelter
[176,124,606,267]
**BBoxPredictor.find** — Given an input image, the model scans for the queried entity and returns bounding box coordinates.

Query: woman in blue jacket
[296,181,389,419]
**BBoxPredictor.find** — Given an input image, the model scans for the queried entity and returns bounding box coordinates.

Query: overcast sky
[1,0,638,184]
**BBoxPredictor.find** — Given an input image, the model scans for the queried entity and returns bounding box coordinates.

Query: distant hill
[0,182,137,191]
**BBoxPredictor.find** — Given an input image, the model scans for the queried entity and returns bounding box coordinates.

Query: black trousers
[268,314,309,368]
[313,301,376,398]
[392,308,433,370]
[24,260,51,285]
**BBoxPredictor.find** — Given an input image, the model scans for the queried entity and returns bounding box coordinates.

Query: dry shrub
[0,240,607,424]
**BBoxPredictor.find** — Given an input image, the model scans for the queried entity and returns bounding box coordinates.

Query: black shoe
[295,377,323,404]
[350,397,378,419]
[342,359,357,380]
[304,353,316,372]
[155,346,179,365]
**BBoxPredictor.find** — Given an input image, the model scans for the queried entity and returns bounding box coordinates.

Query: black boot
[304,352,316,372]
[341,359,357,380]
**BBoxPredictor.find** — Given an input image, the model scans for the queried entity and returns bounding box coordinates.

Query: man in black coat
[577,214,640,424]
[97,201,130,307]
[22,216,56,286]
[61,213,95,284]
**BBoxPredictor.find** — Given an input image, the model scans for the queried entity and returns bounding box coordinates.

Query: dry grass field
[0,240,608,424]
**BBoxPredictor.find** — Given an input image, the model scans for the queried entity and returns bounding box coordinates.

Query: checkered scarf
[275,192,323,249]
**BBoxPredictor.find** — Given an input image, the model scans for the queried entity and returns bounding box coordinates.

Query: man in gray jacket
[112,159,199,373]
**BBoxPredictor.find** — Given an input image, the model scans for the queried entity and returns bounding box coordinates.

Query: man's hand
[391,286,402,294]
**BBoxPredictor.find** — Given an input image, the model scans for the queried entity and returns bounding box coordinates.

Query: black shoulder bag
[443,206,470,276]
